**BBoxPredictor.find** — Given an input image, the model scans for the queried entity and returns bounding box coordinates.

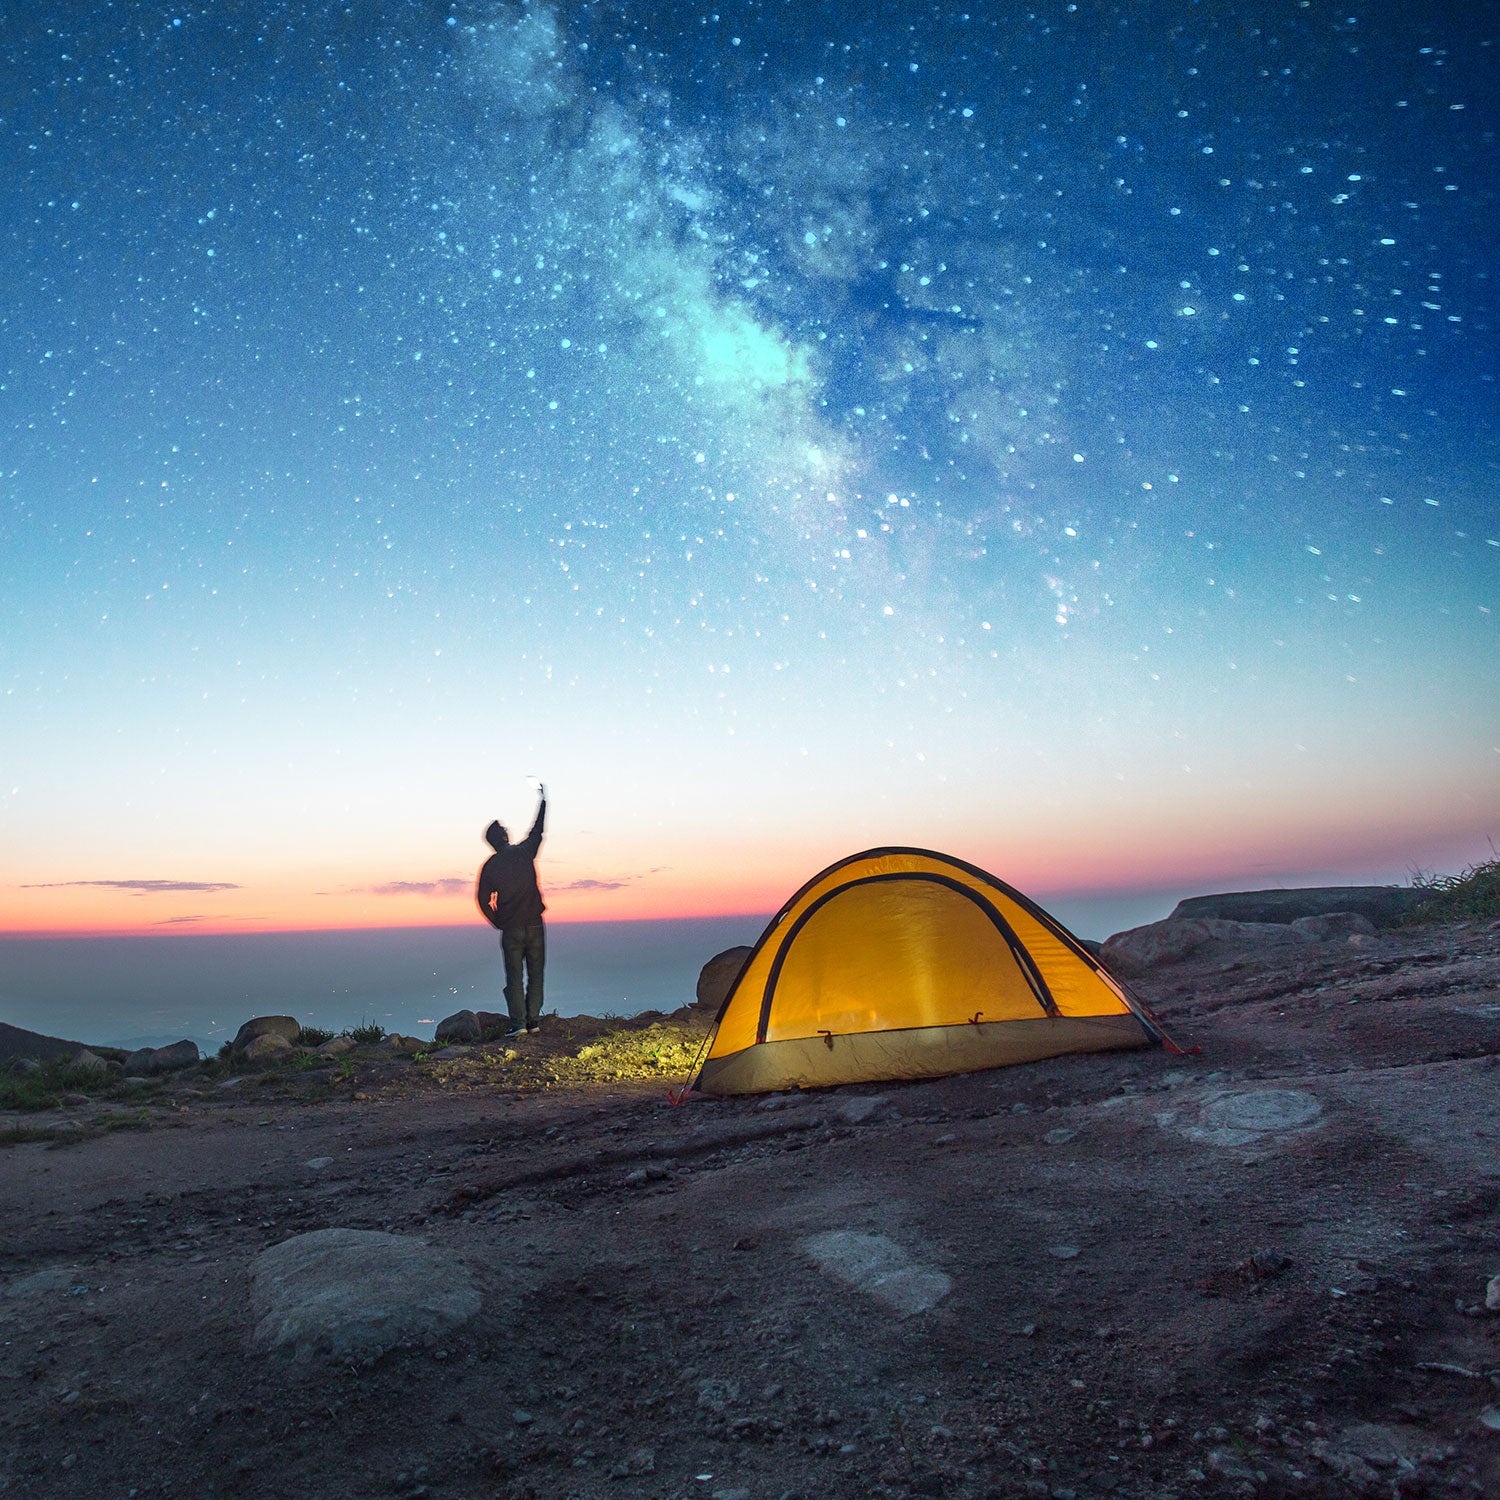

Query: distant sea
[0,895,1175,1052]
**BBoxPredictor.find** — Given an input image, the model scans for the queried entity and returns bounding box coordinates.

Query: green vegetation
[296,1025,336,1047]
[0,1058,126,1112]
[1408,856,1500,925]
[343,1022,386,1045]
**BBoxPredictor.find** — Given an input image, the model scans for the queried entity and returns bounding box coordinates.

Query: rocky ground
[2,920,1499,1500]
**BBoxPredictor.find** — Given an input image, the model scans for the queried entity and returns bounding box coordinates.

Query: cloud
[21,879,240,893]
[553,877,633,892]
[367,878,472,898]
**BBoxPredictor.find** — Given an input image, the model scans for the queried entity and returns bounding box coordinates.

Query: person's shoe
[505,1027,527,1039]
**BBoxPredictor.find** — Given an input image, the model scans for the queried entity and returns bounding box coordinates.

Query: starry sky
[2,0,1496,937]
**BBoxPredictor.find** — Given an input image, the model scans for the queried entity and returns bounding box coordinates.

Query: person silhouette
[476,783,547,1037]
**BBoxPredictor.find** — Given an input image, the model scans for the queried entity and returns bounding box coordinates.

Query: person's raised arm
[523,785,546,852]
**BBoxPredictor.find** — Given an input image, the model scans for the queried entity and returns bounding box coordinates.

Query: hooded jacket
[476,797,547,930]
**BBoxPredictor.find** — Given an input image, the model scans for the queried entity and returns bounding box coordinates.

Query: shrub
[1407,856,1500,924]
[297,1026,335,1048]
[343,1022,385,1045]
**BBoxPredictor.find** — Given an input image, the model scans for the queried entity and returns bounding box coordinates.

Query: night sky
[3,1,1496,936]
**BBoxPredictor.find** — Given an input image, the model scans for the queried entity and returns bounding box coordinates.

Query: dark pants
[500,923,545,1030]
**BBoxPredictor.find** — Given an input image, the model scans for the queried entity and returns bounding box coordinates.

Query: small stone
[1478,1406,1500,1432]
[1485,1275,1500,1312]
[1044,1128,1077,1145]
[1047,1245,1081,1260]
[512,1409,533,1426]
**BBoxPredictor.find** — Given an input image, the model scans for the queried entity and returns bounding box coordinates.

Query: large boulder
[123,1039,201,1076]
[1100,919,1213,975]
[475,1010,506,1039]
[250,1228,480,1363]
[696,946,755,1013]
[316,1035,355,1058]
[1168,886,1427,929]
[72,1049,111,1075]
[1102,918,1312,976]
[241,1033,294,1066]
[232,1016,302,1052]
[434,1009,481,1045]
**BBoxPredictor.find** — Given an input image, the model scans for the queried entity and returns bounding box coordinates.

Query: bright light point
[883,605,894,615]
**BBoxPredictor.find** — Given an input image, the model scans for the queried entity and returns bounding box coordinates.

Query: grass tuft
[0,1059,125,1112]
[1407,856,1500,925]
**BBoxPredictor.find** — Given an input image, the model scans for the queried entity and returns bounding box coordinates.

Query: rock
[837,1095,888,1125]
[123,1039,200,1076]
[474,1010,506,1039]
[232,1016,301,1052]
[1169,885,1427,929]
[1102,917,1314,975]
[241,1033,294,1066]
[1100,919,1213,974]
[9,1057,42,1076]
[317,1036,355,1057]
[434,1010,481,1045]
[1291,911,1378,942]
[1486,1274,1500,1312]
[696,945,755,1012]
[384,1035,425,1056]
[71,1049,110,1074]
[250,1228,480,1363]
[431,1046,472,1060]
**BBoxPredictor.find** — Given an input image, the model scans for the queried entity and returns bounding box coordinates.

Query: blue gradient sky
[2,1,1495,937]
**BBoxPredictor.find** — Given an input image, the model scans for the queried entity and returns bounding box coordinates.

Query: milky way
[2,2,1495,930]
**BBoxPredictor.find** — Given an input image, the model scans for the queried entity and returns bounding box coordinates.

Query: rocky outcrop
[696,946,754,1013]
[316,1036,355,1058]
[231,1016,302,1052]
[72,1049,111,1074]
[0,1021,121,1067]
[1102,918,1313,976]
[1103,898,1406,976]
[434,1010,481,1045]
[250,1228,480,1363]
[122,1039,201,1076]
[1168,886,1426,929]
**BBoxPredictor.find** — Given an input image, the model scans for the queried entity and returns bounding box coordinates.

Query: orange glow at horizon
[3,807,1490,941]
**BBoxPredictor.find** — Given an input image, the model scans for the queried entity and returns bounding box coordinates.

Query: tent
[693,847,1161,1096]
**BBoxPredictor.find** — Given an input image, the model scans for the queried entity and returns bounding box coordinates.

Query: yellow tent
[694,848,1160,1096]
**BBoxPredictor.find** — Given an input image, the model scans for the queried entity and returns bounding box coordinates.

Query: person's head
[484,820,509,850]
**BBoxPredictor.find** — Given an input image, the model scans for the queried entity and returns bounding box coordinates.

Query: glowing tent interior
[693,848,1162,1096]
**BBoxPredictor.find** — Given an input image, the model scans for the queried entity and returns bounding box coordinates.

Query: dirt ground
[3,921,1499,1500]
